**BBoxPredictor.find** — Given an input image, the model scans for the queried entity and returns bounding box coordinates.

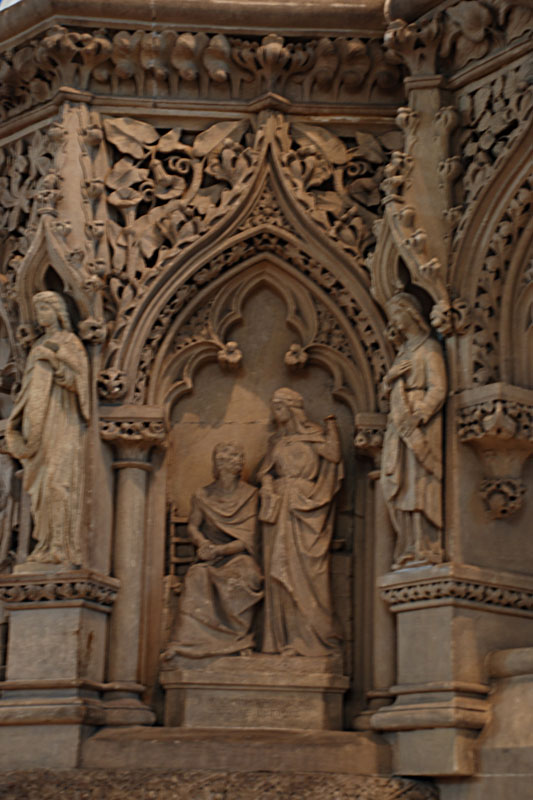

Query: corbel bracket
[457,383,533,519]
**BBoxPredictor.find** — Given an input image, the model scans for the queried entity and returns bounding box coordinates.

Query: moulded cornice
[0,0,388,46]
[385,0,447,23]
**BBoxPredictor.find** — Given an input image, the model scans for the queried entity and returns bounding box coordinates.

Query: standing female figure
[380,293,447,569]
[6,291,89,567]
[259,387,343,657]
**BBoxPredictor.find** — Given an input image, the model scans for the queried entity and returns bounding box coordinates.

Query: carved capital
[0,571,119,609]
[457,383,533,519]
[384,17,441,77]
[99,405,167,452]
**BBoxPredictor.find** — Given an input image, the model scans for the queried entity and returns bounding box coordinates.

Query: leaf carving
[292,123,348,165]
[192,120,249,158]
[103,117,158,158]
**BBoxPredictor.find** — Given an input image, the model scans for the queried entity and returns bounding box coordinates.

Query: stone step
[82,726,391,775]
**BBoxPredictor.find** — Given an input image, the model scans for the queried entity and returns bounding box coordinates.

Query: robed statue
[6,291,90,567]
[259,387,343,657]
[166,442,263,658]
[380,293,447,569]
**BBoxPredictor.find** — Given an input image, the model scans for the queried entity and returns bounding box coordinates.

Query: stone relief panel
[161,276,361,676]
[380,293,447,569]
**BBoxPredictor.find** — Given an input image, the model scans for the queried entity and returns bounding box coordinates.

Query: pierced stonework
[470,175,533,386]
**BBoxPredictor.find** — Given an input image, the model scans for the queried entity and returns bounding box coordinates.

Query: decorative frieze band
[0,26,404,121]
[382,577,533,615]
[0,571,119,607]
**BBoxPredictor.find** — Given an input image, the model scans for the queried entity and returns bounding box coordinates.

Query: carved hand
[388,359,411,382]
[197,541,219,562]
[33,345,59,370]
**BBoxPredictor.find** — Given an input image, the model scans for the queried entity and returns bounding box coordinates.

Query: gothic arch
[100,112,394,403]
[500,221,533,388]
[147,254,379,425]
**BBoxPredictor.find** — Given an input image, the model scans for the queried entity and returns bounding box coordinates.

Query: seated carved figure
[165,443,263,659]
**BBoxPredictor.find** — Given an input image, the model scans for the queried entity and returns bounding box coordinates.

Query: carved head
[212,442,244,479]
[33,291,72,332]
[271,387,304,426]
[385,293,429,338]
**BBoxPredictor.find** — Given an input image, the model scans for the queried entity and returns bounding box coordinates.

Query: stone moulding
[0,570,120,608]
[379,564,533,616]
[457,382,533,519]
[0,25,404,122]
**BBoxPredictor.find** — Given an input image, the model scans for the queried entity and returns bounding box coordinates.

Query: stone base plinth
[160,654,349,730]
[82,726,391,775]
[0,723,95,770]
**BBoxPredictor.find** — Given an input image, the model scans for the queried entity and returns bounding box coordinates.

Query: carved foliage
[457,397,533,442]
[456,59,533,222]
[0,26,404,120]
[100,117,257,346]
[385,0,533,76]
[0,574,118,606]
[273,119,403,276]
[96,115,395,384]
[457,388,533,518]
[382,577,533,613]
[0,128,62,315]
[471,176,533,385]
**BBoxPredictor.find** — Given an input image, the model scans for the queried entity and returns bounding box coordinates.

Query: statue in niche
[165,442,263,659]
[259,387,343,657]
[6,291,90,568]
[380,293,447,569]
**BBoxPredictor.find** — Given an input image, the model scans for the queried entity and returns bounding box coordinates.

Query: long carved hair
[271,387,322,436]
[32,291,72,331]
[385,292,430,337]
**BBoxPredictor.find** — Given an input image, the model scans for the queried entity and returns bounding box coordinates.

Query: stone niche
[160,268,359,729]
